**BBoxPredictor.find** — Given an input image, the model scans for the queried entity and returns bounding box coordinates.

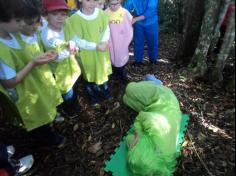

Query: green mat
[104,114,190,176]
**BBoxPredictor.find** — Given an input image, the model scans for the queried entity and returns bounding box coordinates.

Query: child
[106,0,133,81]
[0,0,65,148]
[123,0,159,65]
[41,0,81,115]
[65,0,113,107]
[96,0,106,10]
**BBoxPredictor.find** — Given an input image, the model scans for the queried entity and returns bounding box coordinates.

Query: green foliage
[158,0,179,33]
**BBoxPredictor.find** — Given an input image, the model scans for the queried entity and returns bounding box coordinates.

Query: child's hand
[32,51,58,66]
[68,41,79,54]
[132,15,145,24]
[96,42,109,52]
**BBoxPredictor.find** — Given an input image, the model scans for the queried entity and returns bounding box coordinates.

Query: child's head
[19,0,43,36]
[78,0,97,14]
[43,0,69,31]
[96,0,105,10]
[0,0,40,34]
[108,0,121,11]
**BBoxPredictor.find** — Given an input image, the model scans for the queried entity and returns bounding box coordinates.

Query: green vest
[0,34,63,131]
[65,10,112,84]
[41,30,81,94]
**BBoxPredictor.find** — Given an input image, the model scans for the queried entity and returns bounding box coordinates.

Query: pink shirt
[108,8,133,67]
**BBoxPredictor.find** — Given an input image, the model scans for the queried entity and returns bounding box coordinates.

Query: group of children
[0,0,160,174]
[0,0,137,148]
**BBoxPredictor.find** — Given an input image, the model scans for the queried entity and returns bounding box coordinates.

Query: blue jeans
[134,22,159,63]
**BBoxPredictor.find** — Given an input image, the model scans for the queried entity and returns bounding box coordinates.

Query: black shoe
[133,62,145,67]
[29,125,66,148]
[46,134,66,148]
[150,60,157,65]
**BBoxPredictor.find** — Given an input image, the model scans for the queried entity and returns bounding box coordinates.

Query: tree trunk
[176,0,188,34]
[210,0,231,54]
[188,0,222,77]
[212,7,235,82]
[175,0,205,65]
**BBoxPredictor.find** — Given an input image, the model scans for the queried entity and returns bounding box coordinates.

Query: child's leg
[62,86,81,114]
[145,22,159,64]
[119,66,128,80]
[29,124,66,148]
[99,81,112,101]
[134,23,145,64]
[86,82,101,106]
[112,66,119,79]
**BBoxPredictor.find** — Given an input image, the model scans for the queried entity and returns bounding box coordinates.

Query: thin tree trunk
[212,7,235,82]
[176,0,188,34]
[189,0,222,77]
[210,0,231,53]
[175,0,205,65]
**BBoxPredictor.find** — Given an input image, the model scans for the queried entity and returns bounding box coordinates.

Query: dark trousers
[62,87,78,111]
[112,66,127,80]
[86,81,110,104]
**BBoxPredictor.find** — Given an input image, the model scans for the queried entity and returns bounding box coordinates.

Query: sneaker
[16,155,34,175]
[144,74,163,85]
[47,135,66,149]
[54,112,65,123]
[6,145,15,159]
[149,60,157,65]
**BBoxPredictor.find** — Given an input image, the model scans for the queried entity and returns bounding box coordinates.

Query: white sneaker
[17,155,34,174]
[54,112,65,123]
[6,145,15,159]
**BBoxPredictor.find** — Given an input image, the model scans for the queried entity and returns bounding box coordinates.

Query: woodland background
[0,0,235,175]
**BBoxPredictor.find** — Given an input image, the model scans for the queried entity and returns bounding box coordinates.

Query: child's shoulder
[98,8,109,17]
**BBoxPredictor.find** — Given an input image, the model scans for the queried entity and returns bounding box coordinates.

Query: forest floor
[0,34,235,176]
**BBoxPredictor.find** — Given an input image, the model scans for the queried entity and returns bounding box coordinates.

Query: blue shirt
[123,0,158,26]
[0,59,16,80]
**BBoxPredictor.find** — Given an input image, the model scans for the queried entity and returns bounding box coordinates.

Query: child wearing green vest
[0,0,65,148]
[41,0,81,116]
[65,0,113,108]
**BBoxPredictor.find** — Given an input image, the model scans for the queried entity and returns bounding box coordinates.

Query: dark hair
[0,0,42,22]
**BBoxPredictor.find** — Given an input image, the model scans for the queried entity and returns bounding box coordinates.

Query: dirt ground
[0,34,235,176]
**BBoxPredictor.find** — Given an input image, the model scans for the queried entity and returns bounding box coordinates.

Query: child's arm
[96,25,110,52]
[132,15,145,24]
[100,26,110,43]
[72,36,97,50]
[1,51,57,88]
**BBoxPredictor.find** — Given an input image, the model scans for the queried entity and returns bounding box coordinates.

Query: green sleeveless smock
[65,10,112,85]
[0,34,63,131]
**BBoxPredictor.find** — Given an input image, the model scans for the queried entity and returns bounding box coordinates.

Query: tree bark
[210,0,231,53]
[175,0,205,65]
[188,0,222,77]
[176,0,188,34]
[212,6,235,82]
